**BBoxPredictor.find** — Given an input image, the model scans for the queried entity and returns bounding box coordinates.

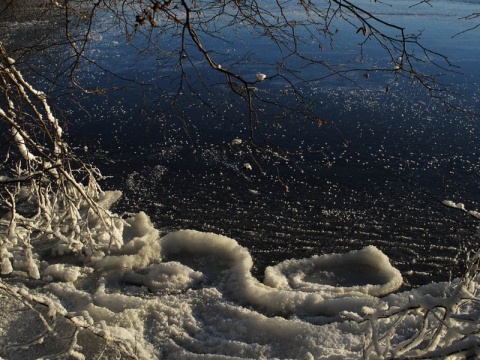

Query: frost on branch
[0,42,126,277]
[0,281,138,359]
[352,202,480,359]
[0,40,133,357]
[355,267,480,359]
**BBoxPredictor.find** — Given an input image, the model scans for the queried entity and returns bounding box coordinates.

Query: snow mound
[159,230,402,316]
[264,245,403,297]
[2,198,477,360]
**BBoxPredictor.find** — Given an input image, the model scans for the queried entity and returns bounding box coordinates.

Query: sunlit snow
[3,192,477,359]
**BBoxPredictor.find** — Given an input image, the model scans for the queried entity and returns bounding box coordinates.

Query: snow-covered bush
[0,42,124,278]
[354,256,480,359]
[350,205,480,359]
[0,42,136,358]
[0,280,140,359]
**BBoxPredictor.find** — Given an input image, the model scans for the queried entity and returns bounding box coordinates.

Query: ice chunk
[160,230,397,316]
[122,262,204,293]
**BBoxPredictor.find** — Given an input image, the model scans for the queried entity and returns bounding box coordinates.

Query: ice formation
[1,192,479,359]
[0,192,401,357]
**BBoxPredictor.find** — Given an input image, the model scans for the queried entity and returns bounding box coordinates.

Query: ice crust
[7,191,408,359]
[5,191,475,360]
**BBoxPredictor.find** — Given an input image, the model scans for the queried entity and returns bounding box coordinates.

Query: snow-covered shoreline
[1,191,478,359]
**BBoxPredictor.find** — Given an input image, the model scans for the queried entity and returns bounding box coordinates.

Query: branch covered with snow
[0,42,126,276]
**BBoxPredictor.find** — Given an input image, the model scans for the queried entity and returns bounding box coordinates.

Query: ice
[264,245,403,297]
[1,191,479,359]
[94,211,161,271]
[160,230,401,316]
[122,262,204,293]
[256,73,267,81]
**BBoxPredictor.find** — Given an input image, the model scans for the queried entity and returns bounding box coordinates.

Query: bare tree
[17,0,463,180]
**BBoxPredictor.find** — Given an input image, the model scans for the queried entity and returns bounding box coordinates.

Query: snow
[264,245,403,297]
[43,264,85,283]
[9,127,37,162]
[443,200,466,211]
[256,73,267,81]
[1,191,478,359]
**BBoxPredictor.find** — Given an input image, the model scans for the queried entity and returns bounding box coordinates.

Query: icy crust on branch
[443,199,480,219]
[0,47,127,281]
[0,190,125,278]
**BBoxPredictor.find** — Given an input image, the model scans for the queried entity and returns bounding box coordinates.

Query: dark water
[74,0,480,287]
[95,90,480,287]
[4,0,480,287]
